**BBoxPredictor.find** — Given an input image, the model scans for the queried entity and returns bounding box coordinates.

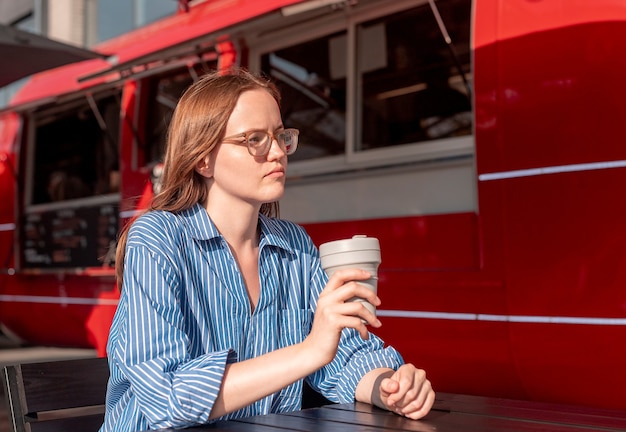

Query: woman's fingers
[383,365,435,420]
[322,271,381,305]
[308,268,384,362]
[318,280,381,327]
[325,268,372,289]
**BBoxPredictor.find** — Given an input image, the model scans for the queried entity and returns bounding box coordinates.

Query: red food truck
[1,0,625,411]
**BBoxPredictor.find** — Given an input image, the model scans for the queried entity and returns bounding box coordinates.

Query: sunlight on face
[208,89,287,212]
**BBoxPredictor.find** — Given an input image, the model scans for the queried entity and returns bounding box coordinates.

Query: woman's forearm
[209,338,322,419]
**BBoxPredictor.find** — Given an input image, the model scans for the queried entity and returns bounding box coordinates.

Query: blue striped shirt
[100,203,403,431]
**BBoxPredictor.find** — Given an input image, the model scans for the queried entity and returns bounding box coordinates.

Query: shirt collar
[177,203,292,252]
[177,203,221,241]
[258,213,292,252]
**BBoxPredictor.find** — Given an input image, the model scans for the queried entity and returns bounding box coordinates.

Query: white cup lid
[319,235,380,256]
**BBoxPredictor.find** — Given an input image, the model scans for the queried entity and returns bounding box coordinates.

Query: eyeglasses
[222,128,299,156]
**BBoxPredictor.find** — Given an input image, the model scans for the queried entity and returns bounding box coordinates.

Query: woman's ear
[195,156,213,178]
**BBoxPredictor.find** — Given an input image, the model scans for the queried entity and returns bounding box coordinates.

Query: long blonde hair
[115,69,281,283]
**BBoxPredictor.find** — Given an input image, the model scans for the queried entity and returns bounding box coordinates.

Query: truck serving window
[21,91,121,269]
[30,94,120,205]
[259,0,471,163]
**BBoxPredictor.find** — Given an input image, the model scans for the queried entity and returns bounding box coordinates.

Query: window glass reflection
[33,95,121,204]
[260,32,347,162]
[358,0,472,150]
[144,64,215,167]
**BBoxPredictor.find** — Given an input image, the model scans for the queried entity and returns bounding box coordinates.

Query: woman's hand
[304,268,382,365]
[378,364,435,420]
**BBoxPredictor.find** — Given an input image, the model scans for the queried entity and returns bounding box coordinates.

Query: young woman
[100,69,434,432]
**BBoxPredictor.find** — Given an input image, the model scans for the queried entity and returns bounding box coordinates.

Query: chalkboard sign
[21,204,118,269]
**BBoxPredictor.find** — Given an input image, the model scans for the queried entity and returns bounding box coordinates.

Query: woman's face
[207,89,287,210]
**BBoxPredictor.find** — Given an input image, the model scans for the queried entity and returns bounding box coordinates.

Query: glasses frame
[222,128,299,156]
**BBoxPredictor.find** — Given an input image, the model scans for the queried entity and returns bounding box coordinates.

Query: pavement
[0,333,97,432]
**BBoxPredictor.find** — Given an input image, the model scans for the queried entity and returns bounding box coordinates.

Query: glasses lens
[280,129,299,155]
[247,131,271,155]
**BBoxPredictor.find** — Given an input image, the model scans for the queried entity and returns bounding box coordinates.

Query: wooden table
[155,392,626,431]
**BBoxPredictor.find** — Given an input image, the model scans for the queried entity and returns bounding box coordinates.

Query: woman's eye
[248,133,264,145]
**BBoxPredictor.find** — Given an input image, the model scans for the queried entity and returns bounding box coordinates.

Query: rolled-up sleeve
[110,224,236,429]
[123,350,236,427]
[309,327,404,403]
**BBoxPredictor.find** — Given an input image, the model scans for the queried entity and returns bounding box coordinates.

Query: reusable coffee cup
[319,235,381,318]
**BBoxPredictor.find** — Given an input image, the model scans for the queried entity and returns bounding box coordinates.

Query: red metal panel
[303,213,517,399]
[377,318,526,400]
[0,112,19,274]
[303,212,480,271]
[0,274,118,353]
[118,79,150,211]
[476,0,626,409]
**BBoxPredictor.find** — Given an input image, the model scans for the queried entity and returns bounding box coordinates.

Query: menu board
[22,204,118,269]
